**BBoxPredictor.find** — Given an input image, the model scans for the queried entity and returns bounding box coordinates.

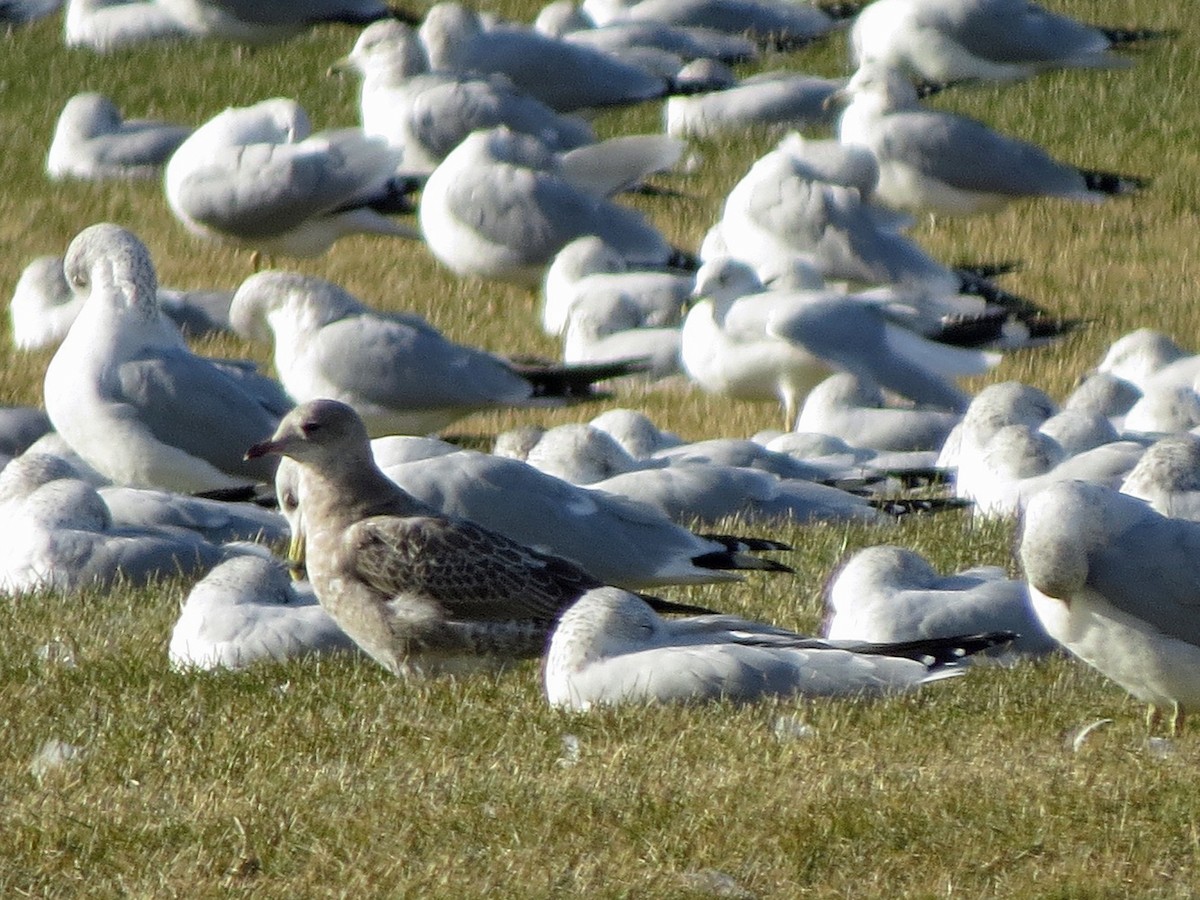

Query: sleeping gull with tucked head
[1021,480,1200,734]
[47,92,192,181]
[244,399,712,675]
[43,223,288,493]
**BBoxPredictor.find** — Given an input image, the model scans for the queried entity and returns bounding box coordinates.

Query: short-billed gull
[682,257,998,422]
[419,2,670,113]
[1021,480,1200,733]
[43,224,288,492]
[0,475,231,595]
[581,0,840,49]
[47,93,192,181]
[169,555,359,671]
[244,400,712,675]
[230,270,644,436]
[11,254,234,349]
[825,544,1054,657]
[334,20,596,176]
[545,586,1010,709]
[1120,434,1200,522]
[850,0,1167,85]
[165,98,417,258]
[833,64,1147,215]
[796,373,960,452]
[419,126,687,284]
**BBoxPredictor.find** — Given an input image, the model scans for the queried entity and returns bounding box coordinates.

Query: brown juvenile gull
[244,398,710,675]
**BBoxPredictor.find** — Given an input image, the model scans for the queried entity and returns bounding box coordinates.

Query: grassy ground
[2,1,1199,896]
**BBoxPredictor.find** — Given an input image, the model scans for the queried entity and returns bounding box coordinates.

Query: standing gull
[231,270,644,436]
[43,224,288,493]
[245,400,712,675]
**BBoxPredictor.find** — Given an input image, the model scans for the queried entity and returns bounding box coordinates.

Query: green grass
[2,2,1199,896]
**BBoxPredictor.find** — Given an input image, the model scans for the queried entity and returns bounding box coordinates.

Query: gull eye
[300,419,322,436]
[69,272,88,289]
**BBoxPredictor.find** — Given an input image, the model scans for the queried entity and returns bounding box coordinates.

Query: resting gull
[1021,480,1200,734]
[545,586,1010,709]
[47,92,192,181]
[43,224,288,492]
[825,544,1054,657]
[832,63,1146,215]
[11,254,234,349]
[165,98,417,258]
[231,270,644,436]
[244,399,713,675]
[169,555,359,671]
[419,125,687,284]
[335,19,595,176]
[850,0,1167,85]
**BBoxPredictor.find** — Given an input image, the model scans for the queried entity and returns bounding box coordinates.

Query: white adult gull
[824,544,1054,657]
[795,373,960,452]
[230,270,644,436]
[832,63,1147,216]
[419,125,688,284]
[681,257,998,423]
[169,555,359,671]
[580,0,841,49]
[10,254,235,349]
[334,19,596,177]
[665,70,841,140]
[850,0,1169,86]
[545,586,1010,710]
[47,92,192,181]
[43,224,288,493]
[165,97,417,258]
[244,399,713,675]
[418,2,671,113]
[1021,480,1200,734]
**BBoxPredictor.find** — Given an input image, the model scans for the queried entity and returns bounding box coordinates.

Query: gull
[937,380,1055,475]
[0,473,231,595]
[534,0,757,64]
[230,270,643,436]
[795,373,960,452]
[65,0,396,51]
[682,257,998,423]
[587,407,682,458]
[562,298,683,378]
[418,2,671,113]
[666,70,841,139]
[580,0,840,49]
[47,93,192,181]
[43,224,288,493]
[832,63,1146,215]
[244,399,713,675]
[98,485,288,544]
[1095,329,1200,396]
[850,0,1167,85]
[761,431,941,485]
[1120,434,1200,522]
[11,254,234,349]
[542,236,690,337]
[1063,372,1142,428]
[275,439,792,589]
[825,544,1054,657]
[333,19,596,177]
[1122,384,1200,435]
[165,97,417,258]
[169,555,359,671]
[545,586,1009,709]
[953,423,1144,518]
[65,0,189,52]
[1036,408,1120,457]
[419,126,687,284]
[1020,480,1200,734]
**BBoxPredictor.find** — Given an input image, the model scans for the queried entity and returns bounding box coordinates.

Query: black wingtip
[870,496,973,517]
[639,593,721,616]
[697,533,794,554]
[1081,169,1149,196]
[692,551,794,574]
[953,260,1022,280]
[512,356,653,399]
[844,631,1019,665]
[1100,26,1177,46]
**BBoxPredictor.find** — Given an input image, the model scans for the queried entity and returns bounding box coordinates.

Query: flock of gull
[6,0,1199,734]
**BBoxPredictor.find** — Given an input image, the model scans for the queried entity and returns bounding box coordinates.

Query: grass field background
[3,2,1200,895]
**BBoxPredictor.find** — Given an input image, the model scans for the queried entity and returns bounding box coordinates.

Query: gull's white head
[55,92,123,140]
[419,2,484,71]
[230,271,364,342]
[341,19,429,80]
[63,223,160,323]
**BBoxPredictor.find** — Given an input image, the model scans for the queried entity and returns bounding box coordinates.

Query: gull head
[418,2,484,70]
[230,271,363,342]
[691,257,763,306]
[56,92,123,140]
[63,223,159,322]
[245,399,372,467]
[333,19,428,79]
[830,64,920,115]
